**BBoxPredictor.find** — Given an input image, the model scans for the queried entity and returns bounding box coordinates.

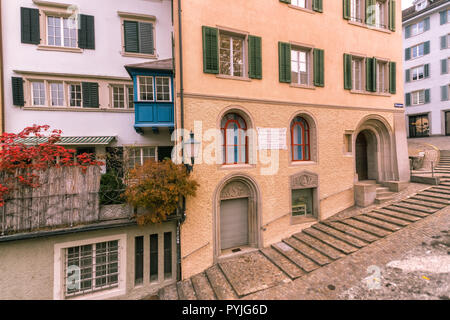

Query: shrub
[99,171,126,205]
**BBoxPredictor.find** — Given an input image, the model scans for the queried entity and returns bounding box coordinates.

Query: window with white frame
[410,20,425,36]
[291,0,307,8]
[415,0,427,11]
[219,32,245,77]
[350,0,363,22]
[376,60,388,93]
[352,57,364,91]
[31,81,46,106]
[127,85,134,109]
[47,16,77,48]
[112,85,125,108]
[69,84,82,107]
[375,0,387,29]
[50,82,64,106]
[138,76,154,101]
[155,77,171,101]
[411,90,425,105]
[64,240,119,298]
[411,43,425,59]
[291,47,310,86]
[127,147,157,169]
[411,65,425,81]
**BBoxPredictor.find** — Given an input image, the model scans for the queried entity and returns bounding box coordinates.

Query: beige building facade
[174,0,410,279]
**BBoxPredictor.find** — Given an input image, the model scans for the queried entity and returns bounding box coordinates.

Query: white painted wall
[403,2,450,136]
[2,0,174,146]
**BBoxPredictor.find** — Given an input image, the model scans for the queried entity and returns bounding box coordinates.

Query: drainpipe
[176,0,185,283]
[0,0,5,133]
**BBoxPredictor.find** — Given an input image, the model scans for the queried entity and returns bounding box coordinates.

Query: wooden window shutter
[82,82,99,108]
[278,42,291,83]
[440,11,448,25]
[442,86,449,101]
[388,0,396,32]
[12,77,24,106]
[405,69,410,82]
[21,7,40,44]
[424,89,430,104]
[124,21,139,53]
[389,61,396,94]
[424,41,430,54]
[139,22,154,54]
[371,57,377,92]
[78,14,95,50]
[441,36,448,50]
[424,17,430,31]
[366,58,375,92]
[343,0,351,20]
[343,54,352,90]
[405,47,411,60]
[248,35,262,79]
[312,0,323,13]
[424,64,430,78]
[442,59,448,74]
[405,93,411,106]
[313,49,324,87]
[365,0,375,26]
[405,25,411,39]
[202,26,219,74]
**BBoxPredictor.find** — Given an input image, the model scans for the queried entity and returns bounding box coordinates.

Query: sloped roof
[402,0,449,22]
[125,58,173,71]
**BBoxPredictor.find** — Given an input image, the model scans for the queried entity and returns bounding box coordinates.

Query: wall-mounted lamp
[183,131,200,173]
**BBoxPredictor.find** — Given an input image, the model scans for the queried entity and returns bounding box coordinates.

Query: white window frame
[291,0,307,9]
[155,77,172,102]
[291,47,311,86]
[53,234,127,300]
[31,80,46,106]
[352,56,364,91]
[350,0,363,22]
[68,83,82,107]
[411,90,425,105]
[46,15,78,48]
[126,85,134,109]
[411,43,424,59]
[127,146,158,169]
[411,65,425,81]
[49,81,65,106]
[376,60,388,93]
[218,31,246,78]
[137,76,154,102]
[410,20,425,37]
[375,0,387,29]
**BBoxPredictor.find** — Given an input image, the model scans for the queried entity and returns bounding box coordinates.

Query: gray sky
[402,0,415,9]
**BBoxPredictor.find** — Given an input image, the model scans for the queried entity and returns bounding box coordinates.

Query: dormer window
[415,0,427,11]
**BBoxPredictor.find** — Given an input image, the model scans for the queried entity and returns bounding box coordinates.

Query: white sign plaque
[257,128,287,150]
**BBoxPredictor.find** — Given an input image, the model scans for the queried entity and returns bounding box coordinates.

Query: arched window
[221,113,248,164]
[291,116,310,161]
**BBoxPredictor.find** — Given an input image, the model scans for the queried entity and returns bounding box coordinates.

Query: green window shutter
[405,47,411,60]
[424,89,430,104]
[389,61,396,94]
[139,22,154,54]
[441,36,448,50]
[388,0,396,32]
[82,82,99,108]
[313,49,324,87]
[78,14,95,50]
[343,54,352,90]
[365,0,375,26]
[405,69,410,82]
[405,25,411,38]
[343,0,350,20]
[405,93,411,106]
[366,58,374,92]
[278,42,291,83]
[12,77,24,106]
[21,7,40,44]
[442,85,449,101]
[280,0,291,3]
[442,59,448,74]
[440,11,448,25]
[424,17,430,31]
[248,35,262,79]
[124,21,139,53]
[312,0,323,13]
[202,26,219,74]
[424,64,430,78]
[372,57,377,92]
[424,41,430,54]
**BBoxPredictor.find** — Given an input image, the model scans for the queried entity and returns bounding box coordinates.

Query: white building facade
[403,0,450,137]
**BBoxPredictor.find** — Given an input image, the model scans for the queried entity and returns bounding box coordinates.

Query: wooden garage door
[220,198,249,250]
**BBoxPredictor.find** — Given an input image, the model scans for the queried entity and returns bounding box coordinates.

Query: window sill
[23,106,135,113]
[37,45,83,53]
[290,83,315,90]
[350,90,391,97]
[287,5,315,14]
[215,74,252,82]
[219,163,255,170]
[347,21,392,34]
[289,161,317,167]
[121,51,157,59]
[290,215,317,226]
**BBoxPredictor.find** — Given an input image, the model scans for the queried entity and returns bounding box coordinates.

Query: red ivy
[0,125,104,206]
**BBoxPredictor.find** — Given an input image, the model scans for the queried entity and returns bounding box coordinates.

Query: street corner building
[173,0,410,280]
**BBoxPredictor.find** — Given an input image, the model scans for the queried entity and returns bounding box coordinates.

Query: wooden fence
[0,166,102,236]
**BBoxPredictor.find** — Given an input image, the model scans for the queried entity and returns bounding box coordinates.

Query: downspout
[0,0,5,133]
[176,0,185,283]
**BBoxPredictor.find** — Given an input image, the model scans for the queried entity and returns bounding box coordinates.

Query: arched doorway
[214,175,260,258]
[354,117,395,182]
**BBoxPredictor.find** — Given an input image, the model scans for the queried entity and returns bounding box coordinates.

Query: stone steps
[311,223,368,248]
[412,194,450,206]
[191,272,217,300]
[302,227,359,254]
[292,232,345,260]
[390,201,437,214]
[387,203,430,217]
[372,208,422,222]
[205,265,237,300]
[352,215,402,232]
[364,211,411,227]
[401,198,446,210]
[322,221,380,243]
[177,279,197,300]
[339,218,392,237]
[271,241,320,272]
[260,247,305,279]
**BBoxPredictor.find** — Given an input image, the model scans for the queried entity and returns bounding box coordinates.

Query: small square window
[69,84,82,107]
[155,77,171,102]
[138,77,154,101]
[292,188,314,217]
